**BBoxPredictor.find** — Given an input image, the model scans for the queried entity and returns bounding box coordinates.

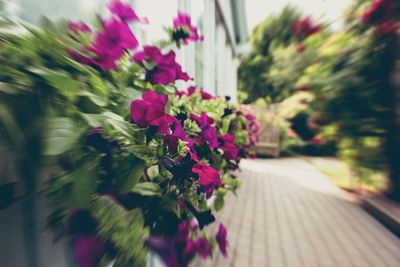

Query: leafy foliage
[238,6,301,103]
[0,1,259,266]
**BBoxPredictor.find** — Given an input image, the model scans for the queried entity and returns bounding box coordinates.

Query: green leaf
[159,192,179,215]
[43,117,82,156]
[81,113,103,127]
[90,73,108,96]
[221,118,231,134]
[72,158,99,207]
[214,195,224,211]
[103,112,133,137]
[32,68,80,101]
[62,55,91,73]
[128,145,157,161]
[131,182,161,196]
[147,165,159,179]
[0,105,25,149]
[91,196,149,267]
[115,157,145,193]
[80,92,108,107]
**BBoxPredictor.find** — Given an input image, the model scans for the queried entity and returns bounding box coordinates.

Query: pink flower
[68,21,92,34]
[108,0,148,23]
[70,17,139,70]
[295,43,305,53]
[191,112,219,148]
[216,223,228,257]
[292,16,322,38]
[287,129,297,138]
[177,220,190,243]
[378,21,399,35]
[183,239,197,260]
[176,86,212,98]
[310,135,325,145]
[183,237,212,260]
[240,113,260,145]
[193,237,212,258]
[199,90,214,100]
[172,12,203,45]
[133,46,190,85]
[145,236,179,267]
[66,209,105,267]
[68,50,93,65]
[93,17,138,51]
[192,162,221,198]
[130,91,175,134]
[188,86,196,95]
[73,236,105,267]
[360,0,398,35]
[218,134,240,160]
[361,0,394,25]
[176,86,196,97]
[296,84,310,91]
[165,120,194,153]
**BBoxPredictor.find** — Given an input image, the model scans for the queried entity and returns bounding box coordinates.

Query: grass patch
[312,158,387,193]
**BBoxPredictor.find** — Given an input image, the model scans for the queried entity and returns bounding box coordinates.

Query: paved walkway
[191,158,400,267]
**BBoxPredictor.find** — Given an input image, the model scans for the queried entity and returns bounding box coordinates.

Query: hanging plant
[0,1,259,266]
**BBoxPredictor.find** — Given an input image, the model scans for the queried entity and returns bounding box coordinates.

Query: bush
[0,1,258,266]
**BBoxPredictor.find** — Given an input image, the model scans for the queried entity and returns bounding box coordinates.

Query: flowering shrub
[0,1,258,266]
[360,0,399,35]
[291,16,322,39]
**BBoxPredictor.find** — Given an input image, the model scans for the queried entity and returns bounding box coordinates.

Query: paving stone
[191,158,400,267]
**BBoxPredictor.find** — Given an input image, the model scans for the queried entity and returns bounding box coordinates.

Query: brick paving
[191,158,400,267]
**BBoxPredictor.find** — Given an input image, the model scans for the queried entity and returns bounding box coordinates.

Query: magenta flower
[218,134,240,160]
[191,112,219,148]
[90,17,138,58]
[145,236,179,267]
[66,209,106,267]
[378,21,399,35]
[193,237,212,258]
[130,90,175,134]
[360,0,398,35]
[73,235,105,267]
[361,0,394,25]
[192,162,221,198]
[183,237,212,260]
[183,239,197,260]
[68,49,93,65]
[176,220,191,243]
[188,86,196,95]
[190,112,214,131]
[108,0,148,24]
[176,85,196,97]
[133,46,190,85]
[165,120,194,153]
[291,16,322,38]
[70,17,139,70]
[68,21,92,34]
[176,86,214,100]
[146,219,209,267]
[172,11,203,45]
[215,223,228,257]
[199,90,214,100]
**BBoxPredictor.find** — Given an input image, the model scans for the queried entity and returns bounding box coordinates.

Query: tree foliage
[238,6,301,103]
